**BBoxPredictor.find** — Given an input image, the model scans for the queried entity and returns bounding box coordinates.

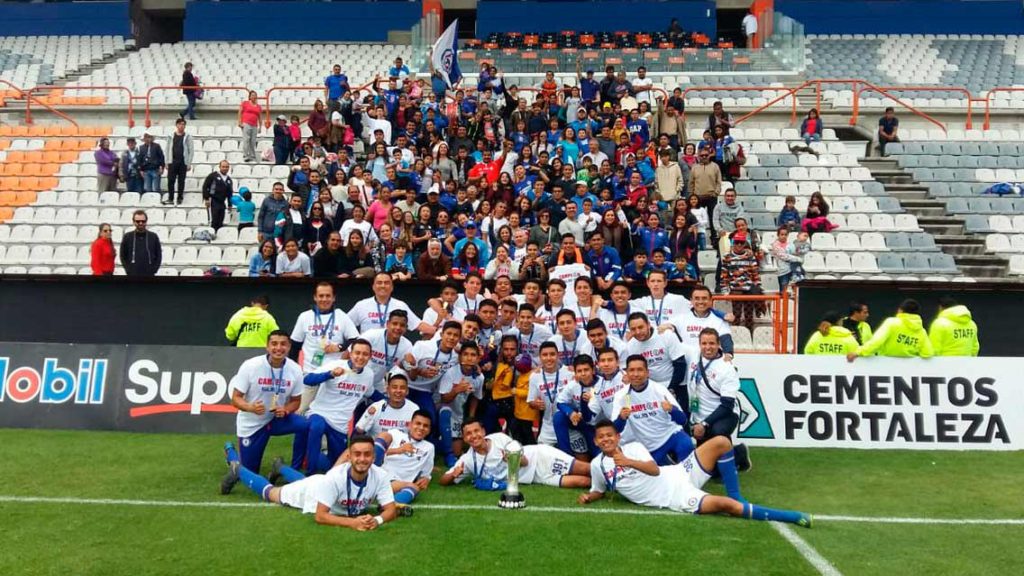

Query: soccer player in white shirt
[451,272,486,317]
[403,321,462,425]
[419,282,462,339]
[630,270,689,328]
[355,372,420,437]
[290,282,361,412]
[612,354,693,465]
[221,331,308,493]
[564,276,600,330]
[625,313,695,400]
[588,348,630,437]
[584,318,627,359]
[290,282,361,374]
[374,410,435,511]
[360,310,414,393]
[302,339,376,473]
[347,272,423,333]
[546,309,595,367]
[683,328,750,471]
[527,342,576,446]
[597,281,634,342]
[440,421,590,489]
[553,354,600,457]
[507,303,554,367]
[535,279,569,332]
[437,342,485,466]
[661,284,735,358]
[579,421,811,528]
[230,435,398,530]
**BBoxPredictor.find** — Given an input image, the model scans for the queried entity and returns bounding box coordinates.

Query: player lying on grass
[223,434,398,531]
[225,410,435,515]
[439,420,591,490]
[578,420,811,527]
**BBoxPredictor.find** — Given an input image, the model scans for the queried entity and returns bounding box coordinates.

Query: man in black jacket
[138,131,165,195]
[120,209,162,276]
[202,160,234,231]
[312,232,345,278]
[257,182,288,243]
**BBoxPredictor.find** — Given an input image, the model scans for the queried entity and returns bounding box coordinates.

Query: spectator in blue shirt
[577,64,600,109]
[373,76,402,120]
[626,109,650,146]
[323,64,349,118]
[231,187,256,231]
[622,251,652,283]
[388,57,411,80]
[585,232,622,290]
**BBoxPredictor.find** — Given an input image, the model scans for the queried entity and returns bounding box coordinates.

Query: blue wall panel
[184,1,422,42]
[476,1,717,38]
[777,0,1024,35]
[0,2,130,37]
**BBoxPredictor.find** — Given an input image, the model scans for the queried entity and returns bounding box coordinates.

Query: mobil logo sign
[0,356,108,404]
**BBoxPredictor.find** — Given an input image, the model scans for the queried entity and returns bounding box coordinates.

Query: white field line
[771,522,843,576]
[1,495,1023,526]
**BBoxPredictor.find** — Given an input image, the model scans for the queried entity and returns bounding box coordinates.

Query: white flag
[431,20,463,89]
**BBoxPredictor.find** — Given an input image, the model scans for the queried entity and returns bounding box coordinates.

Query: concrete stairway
[860,157,1008,278]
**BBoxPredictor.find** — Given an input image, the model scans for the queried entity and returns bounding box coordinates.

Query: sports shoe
[174,198,182,206]
[796,513,813,529]
[268,456,284,485]
[395,503,414,517]
[735,444,752,472]
[220,460,239,495]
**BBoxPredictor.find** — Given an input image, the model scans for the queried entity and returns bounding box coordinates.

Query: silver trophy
[499,441,526,509]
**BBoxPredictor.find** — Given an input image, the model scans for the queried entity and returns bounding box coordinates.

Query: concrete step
[902,205,949,218]
[888,190,930,202]
[958,264,1007,278]
[936,240,987,257]
[918,216,965,236]
[860,159,899,169]
[883,183,931,193]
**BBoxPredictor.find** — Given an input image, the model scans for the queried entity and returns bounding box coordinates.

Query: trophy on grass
[499,441,526,509]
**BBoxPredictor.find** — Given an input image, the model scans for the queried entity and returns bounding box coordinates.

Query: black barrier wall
[0,343,253,433]
[796,281,1024,357]
[0,275,679,346]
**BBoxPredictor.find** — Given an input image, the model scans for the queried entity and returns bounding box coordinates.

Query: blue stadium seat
[878,253,905,272]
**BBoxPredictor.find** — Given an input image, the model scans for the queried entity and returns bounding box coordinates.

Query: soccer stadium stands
[65,42,412,106]
[0,35,128,87]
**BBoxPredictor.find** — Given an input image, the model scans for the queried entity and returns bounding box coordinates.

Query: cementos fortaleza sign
[733,356,1023,450]
[2,345,1022,449]
[0,343,254,434]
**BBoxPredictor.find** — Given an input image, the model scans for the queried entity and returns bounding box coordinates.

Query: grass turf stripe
[2,495,1024,526]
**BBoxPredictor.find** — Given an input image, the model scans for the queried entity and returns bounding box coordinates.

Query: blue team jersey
[324,74,348,100]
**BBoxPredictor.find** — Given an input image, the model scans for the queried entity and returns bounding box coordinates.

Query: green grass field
[2,429,1022,576]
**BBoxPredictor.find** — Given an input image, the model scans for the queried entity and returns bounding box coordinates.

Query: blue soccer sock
[374,438,389,466]
[743,503,806,525]
[395,486,419,505]
[224,442,240,465]
[239,467,272,501]
[717,450,744,501]
[439,408,454,461]
[278,464,306,483]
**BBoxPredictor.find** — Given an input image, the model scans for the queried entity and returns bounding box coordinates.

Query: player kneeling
[225,435,398,531]
[578,420,811,527]
[440,420,591,490]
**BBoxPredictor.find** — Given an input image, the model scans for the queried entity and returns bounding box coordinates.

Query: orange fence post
[144,85,251,127]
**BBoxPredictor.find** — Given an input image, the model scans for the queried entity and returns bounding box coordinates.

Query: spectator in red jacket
[90,223,115,275]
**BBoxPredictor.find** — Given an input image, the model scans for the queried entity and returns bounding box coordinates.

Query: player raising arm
[578,421,811,527]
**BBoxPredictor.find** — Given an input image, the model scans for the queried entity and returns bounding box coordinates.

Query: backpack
[190,228,216,243]
[194,74,205,100]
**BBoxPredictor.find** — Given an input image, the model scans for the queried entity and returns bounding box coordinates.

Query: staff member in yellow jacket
[928,297,980,356]
[847,299,933,361]
[225,295,280,347]
[804,311,859,355]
